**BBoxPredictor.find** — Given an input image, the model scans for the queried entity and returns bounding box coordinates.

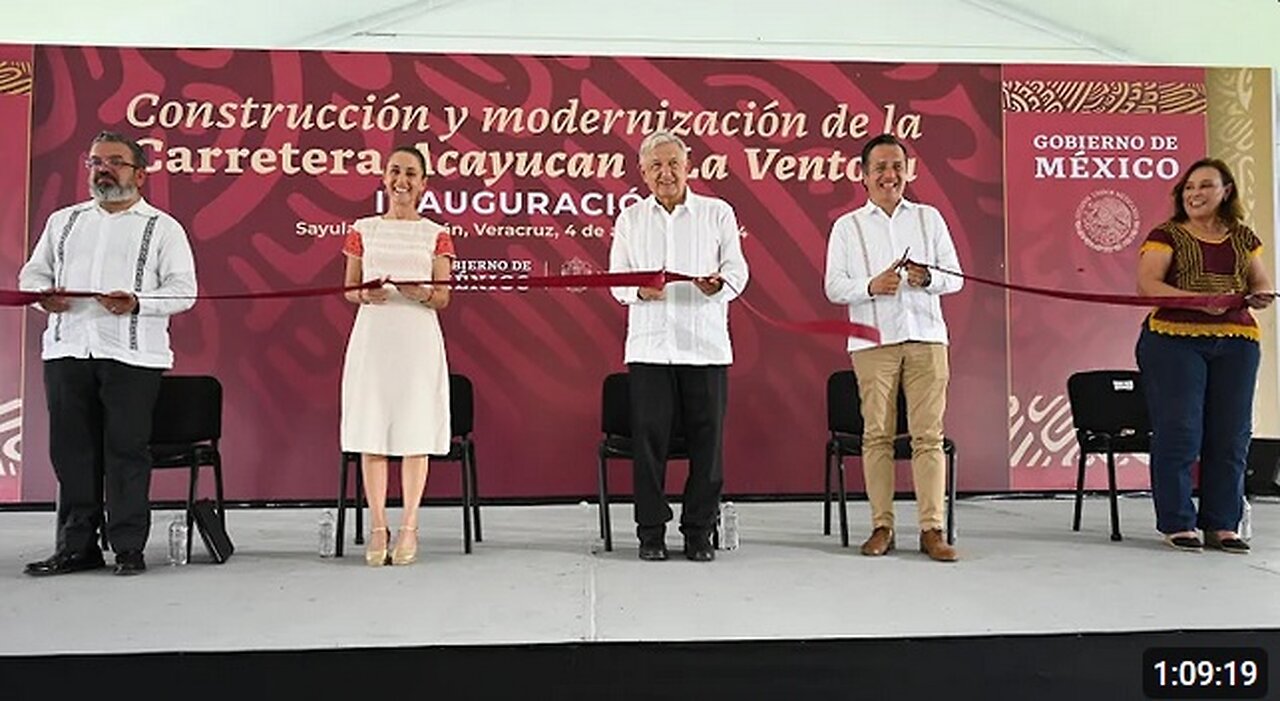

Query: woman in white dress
[340,146,455,566]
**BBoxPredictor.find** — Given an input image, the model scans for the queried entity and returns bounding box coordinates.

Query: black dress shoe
[1204,532,1250,554]
[638,541,668,561]
[683,535,715,562]
[113,551,146,576]
[1163,534,1203,552]
[24,550,106,577]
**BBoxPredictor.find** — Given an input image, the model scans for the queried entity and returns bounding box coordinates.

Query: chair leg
[468,442,482,543]
[836,456,849,548]
[460,451,473,554]
[212,453,226,529]
[1072,450,1087,532]
[598,450,612,552]
[335,453,349,558]
[946,450,957,545]
[596,449,607,540]
[1106,451,1122,542]
[823,444,833,536]
[186,462,198,561]
[354,459,365,546]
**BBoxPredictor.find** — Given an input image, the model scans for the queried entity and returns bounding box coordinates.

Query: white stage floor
[1,497,1277,656]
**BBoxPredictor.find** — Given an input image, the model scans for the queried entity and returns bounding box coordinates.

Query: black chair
[1066,370,1151,542]
[596,372,723,553]
[596,372,693,552]
[1245,438,1280,497]
[150,375,225,561]
[335,374,479,555]
[823,370,957,547]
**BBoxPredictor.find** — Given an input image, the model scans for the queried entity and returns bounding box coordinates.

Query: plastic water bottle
[1240,497,1253,542]
[719,502,740,550]
[167,517,188,565]
[318,510,336,558]
[579,500,600,555]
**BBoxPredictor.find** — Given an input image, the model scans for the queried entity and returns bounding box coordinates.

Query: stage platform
[2,496,1277,698]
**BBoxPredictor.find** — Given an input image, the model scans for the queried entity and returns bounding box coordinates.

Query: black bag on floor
[192,498,234,563]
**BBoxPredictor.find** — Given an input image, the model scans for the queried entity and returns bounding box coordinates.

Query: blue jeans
[1135,327,1258,534]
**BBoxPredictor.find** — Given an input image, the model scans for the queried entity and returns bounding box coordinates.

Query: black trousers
[628,363,727,541]
[45,358,163,555]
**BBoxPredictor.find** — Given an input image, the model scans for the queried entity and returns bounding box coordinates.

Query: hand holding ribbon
[693,273,724,296]
[1246,292,1276,310]
[96,290,138,315]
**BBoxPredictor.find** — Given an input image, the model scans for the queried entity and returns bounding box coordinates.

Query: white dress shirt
[609,191,749,365]
[19,198,197,369]
[824,198,963,352]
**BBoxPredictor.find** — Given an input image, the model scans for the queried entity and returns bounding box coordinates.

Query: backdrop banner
[1003,64,1209,490]
[2,46,1270,502]
[0,45,33,503]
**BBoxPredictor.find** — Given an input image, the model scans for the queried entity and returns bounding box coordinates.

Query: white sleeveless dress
[340,216,451,455]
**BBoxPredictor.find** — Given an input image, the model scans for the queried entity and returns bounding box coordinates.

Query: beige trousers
[850,342,949,531]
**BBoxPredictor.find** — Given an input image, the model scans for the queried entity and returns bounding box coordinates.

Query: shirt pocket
[95,313,128,349]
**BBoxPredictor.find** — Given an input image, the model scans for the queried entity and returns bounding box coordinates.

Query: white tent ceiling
[4,0,1278,68]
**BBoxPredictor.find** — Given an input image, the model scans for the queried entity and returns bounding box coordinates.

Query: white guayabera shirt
[19,198,197,369]
[610,191,749,365]
[824,198,963,353]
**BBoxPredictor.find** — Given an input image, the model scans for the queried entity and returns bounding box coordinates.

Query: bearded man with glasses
[18,130,197,576]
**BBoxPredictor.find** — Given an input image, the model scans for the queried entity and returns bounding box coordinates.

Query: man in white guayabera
[19,130,197,577]
[824,133,964,563]
[609,130,749,563]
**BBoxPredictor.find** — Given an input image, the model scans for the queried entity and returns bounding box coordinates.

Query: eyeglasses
[84,156,139,171]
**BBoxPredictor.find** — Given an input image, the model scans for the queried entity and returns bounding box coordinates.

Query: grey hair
[637,130,688,163]
[92,130,148,170]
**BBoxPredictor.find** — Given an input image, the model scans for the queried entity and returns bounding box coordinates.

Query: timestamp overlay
[1144,647,1267,699]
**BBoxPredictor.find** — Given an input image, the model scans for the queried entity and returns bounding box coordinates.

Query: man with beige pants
[823,133,964,562]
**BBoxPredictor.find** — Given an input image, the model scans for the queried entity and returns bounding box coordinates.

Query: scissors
[893,247,911,271]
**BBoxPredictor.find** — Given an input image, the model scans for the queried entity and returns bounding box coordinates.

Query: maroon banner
[10,50,1272,505]
[1002,65,1208,490]
[17,47,1269,505]
[14,48,1006,503]
[0,45,33,502]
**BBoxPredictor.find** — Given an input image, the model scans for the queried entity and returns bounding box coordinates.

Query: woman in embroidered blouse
[340,146,455,566]
[1136,157,1272,553]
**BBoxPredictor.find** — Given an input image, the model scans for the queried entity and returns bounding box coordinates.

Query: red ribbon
[736,296,881,343]
[2,269,882,342]
[917,262,1248,310]
[389,270,670,291]
[713,277,881,343]
[0,290,41,306]
[9,262,1250,343]
[0,271,669,305]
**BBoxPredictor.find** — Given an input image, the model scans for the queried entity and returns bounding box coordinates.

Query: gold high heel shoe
[366,527,390,567]
[391,527,418,565]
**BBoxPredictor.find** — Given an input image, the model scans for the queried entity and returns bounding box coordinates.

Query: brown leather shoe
[919,529,958,562]
[860,526,895,556]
